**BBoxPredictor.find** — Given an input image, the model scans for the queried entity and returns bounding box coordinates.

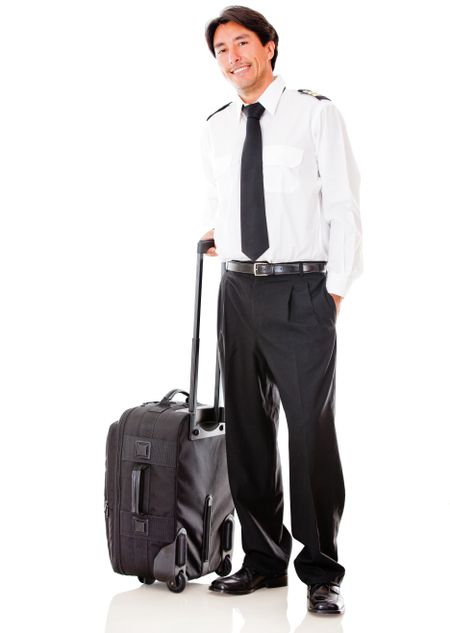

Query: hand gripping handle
[197,238,215,254]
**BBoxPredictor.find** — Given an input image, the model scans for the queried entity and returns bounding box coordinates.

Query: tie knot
[242,102,265,120]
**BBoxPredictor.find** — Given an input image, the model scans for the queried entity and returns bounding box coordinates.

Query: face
[213,21,275,99]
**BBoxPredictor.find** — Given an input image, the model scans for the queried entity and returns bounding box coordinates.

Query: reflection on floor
[104,579,344,633]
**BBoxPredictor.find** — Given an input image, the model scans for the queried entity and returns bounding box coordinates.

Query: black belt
[225,260,327,276]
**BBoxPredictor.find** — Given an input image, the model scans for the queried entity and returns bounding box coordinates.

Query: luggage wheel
[153,528,188,592]
[216,554,232,577]
[167,570,187,593]
[138,576,155,585]
[216,513,234,576]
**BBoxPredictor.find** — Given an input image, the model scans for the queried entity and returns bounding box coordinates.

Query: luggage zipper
[115,407,135,574]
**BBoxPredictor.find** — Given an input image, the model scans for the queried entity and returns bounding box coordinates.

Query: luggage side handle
[131,464,148,515]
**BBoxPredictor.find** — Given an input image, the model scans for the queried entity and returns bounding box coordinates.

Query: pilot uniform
[200,74,362,586]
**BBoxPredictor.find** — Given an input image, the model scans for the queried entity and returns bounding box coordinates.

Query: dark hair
[205,5,279,70]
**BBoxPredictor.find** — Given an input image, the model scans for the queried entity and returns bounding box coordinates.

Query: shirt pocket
[263,144,304,193]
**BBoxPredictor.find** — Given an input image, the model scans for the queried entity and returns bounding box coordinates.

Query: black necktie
[240,102,269,261]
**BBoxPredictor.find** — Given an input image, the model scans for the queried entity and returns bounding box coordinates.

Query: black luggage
[104,239,235,593]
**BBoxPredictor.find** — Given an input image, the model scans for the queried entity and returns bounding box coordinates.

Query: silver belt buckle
[254,262,269,276]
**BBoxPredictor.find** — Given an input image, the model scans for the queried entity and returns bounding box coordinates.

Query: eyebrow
[213,34,250,50]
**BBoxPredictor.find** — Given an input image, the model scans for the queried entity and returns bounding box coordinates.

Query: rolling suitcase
[104,239,235,593]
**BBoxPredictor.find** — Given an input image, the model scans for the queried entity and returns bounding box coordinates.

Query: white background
[1,1,449,631]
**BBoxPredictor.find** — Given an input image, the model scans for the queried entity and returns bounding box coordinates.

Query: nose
[227,44,240,66]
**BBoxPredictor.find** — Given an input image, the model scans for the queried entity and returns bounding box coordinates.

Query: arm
[199,124,219,256]
[312,100,363,301]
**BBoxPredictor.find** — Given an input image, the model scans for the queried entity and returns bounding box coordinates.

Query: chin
[231,76,253,90]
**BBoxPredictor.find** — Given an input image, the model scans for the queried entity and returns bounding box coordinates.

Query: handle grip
[158,388,190,405]
[197,238,215,254]
[131,464,148,515]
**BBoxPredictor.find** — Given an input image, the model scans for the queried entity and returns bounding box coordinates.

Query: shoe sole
[307,606,345,616]
[208,574,288,595]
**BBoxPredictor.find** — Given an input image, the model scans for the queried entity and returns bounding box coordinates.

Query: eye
[239,41,248,46]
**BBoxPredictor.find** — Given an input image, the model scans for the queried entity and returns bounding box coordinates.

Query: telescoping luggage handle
[188,238,226,439]
[156,239,226,440]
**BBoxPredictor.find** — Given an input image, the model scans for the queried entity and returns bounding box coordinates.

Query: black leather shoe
[209,565,288,595]
[307,583,345,615]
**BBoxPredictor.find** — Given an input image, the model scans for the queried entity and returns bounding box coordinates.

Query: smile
[231,65,251,74]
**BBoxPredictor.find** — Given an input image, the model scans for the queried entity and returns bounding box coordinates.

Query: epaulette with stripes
[206,102,233,121]
[297,89,330,101]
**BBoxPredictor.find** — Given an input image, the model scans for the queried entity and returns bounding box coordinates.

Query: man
[199,5,362,615]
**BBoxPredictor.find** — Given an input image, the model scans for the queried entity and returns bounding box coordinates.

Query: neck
[238,73,275,104]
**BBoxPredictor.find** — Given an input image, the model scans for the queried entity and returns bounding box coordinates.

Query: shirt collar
[234,74,286,121]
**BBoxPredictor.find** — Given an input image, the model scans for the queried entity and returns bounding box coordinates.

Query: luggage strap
[122,434,177,467]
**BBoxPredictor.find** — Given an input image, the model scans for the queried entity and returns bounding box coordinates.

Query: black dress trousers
[216,266,346,586]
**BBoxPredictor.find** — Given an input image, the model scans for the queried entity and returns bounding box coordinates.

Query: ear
[266,40,275,60]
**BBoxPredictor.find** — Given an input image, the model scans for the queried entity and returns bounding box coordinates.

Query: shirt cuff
[326,272,352,298]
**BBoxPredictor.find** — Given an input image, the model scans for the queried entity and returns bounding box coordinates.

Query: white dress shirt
[200,74,363,297]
